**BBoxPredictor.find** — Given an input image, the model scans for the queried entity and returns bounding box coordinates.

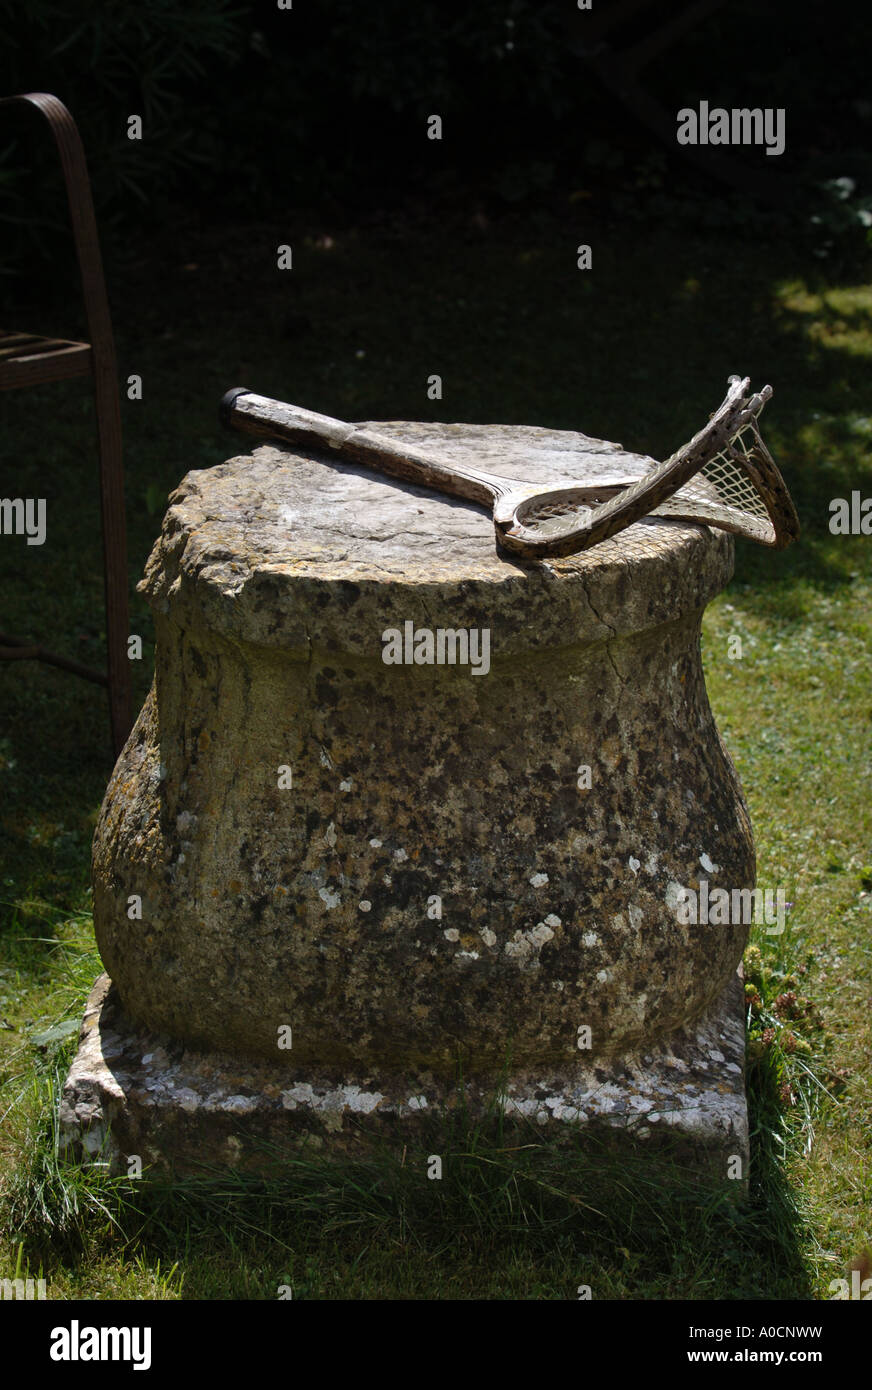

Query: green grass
[0,997,819,1301]
[1,206,870,1298]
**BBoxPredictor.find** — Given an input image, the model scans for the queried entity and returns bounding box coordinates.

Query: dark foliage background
[1,0,870,287]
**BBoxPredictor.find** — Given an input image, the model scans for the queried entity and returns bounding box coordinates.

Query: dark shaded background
[2,0,871,286]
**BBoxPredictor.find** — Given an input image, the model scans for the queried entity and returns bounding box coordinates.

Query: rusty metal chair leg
[94,366,132,759]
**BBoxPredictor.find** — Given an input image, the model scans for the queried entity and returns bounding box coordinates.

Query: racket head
[495,376,799,558]
[654,414,799,548]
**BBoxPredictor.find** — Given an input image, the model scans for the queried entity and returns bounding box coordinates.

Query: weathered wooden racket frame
[220,376,800,559]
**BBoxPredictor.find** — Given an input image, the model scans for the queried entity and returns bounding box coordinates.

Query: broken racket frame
[220,376,799,560]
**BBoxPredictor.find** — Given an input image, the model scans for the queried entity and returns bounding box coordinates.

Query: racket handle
[218,388,507,507]
[221,388,356,452]
[219,386,255,429]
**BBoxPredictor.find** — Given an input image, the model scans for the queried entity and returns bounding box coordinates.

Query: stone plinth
[63,420,754,1181]
[60,970,748,1180]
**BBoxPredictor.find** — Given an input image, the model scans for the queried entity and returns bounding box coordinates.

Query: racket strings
[525,497,597,523]
[521,423,773,534]
[687,421,772,520]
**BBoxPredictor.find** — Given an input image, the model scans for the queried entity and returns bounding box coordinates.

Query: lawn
[1,205,869,1299]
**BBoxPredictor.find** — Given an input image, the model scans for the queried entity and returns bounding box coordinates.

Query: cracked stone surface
[60,971,749,1182]
[92,422,754,1076]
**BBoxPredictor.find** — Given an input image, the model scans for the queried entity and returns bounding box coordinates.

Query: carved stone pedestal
[61,420,754,1185]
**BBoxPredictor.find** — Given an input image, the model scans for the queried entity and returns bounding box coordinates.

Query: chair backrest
[0,92,120,394]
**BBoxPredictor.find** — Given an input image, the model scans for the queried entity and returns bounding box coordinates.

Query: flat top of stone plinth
[140,421,734,653]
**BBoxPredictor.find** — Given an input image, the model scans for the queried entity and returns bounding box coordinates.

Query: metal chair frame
[0,92,132,758]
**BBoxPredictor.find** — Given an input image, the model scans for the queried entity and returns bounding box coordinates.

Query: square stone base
[59,972,749,1189]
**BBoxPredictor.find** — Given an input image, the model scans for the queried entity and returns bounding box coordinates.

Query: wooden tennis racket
[220,376,799,559]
